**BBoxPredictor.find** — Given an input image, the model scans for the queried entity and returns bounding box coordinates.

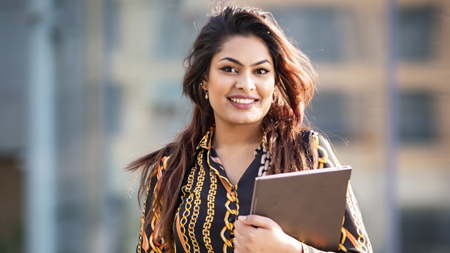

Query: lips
[227,96,258,109]
[229,98,257,104]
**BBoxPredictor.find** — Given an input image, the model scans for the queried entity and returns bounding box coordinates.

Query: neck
[212,122,263,149]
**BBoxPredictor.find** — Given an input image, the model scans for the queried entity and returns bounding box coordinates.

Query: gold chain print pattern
[137,177,152,253]
[179,165,197,253]
[136,129,372,253]
[138,156,170,253]
[346,185,372,253]
[257,146,272,177]
[188,150,206,253]
[202,161,217,252]
[149,215,164,253]
[339,217,348,252]
[311,132,335,169]
[221,188,239,253]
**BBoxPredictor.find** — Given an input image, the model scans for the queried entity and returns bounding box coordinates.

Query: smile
[229,98,257,104]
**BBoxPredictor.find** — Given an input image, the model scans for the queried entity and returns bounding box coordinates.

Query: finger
[233,228,251,253]
[233,235,241,249]
[234,219,244,230]
[234,220,256,237]
[238,215,281,230]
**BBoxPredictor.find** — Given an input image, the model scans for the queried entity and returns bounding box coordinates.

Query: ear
[201,81,208,91]
[201,76,209,91]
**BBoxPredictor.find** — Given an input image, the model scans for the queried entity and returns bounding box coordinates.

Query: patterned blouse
[136,127,373,253]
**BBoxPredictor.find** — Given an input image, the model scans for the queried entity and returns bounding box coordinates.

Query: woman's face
[202,35,276,128]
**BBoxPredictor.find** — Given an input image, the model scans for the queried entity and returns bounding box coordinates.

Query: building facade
[0,0,449,252]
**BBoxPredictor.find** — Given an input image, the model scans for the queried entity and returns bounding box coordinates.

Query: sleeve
[301,131,373,253]
[136,155,171,253]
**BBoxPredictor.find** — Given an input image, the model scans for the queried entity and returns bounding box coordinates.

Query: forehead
[213,35,272,63]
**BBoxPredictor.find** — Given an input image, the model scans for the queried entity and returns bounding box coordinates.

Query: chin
[227,117,263,126]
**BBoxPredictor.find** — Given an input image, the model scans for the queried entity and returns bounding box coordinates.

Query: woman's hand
[234,215,303,253]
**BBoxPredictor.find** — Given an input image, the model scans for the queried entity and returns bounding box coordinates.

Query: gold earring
[205,91,208,100]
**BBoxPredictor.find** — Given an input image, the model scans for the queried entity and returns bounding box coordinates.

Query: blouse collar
[196,126,266,156]
[196,126,215,151]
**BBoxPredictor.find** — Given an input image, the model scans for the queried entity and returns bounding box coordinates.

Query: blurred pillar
[83,0,107,252]
[385,0,401,252]
[25,0,57,253]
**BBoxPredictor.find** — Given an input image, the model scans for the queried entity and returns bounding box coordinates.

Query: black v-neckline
[209,147,262,188]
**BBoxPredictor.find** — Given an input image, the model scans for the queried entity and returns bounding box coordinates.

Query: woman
[128,4,372,253]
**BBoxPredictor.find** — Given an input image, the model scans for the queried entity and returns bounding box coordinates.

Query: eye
[255,68,270,75]
[219,66,237,73]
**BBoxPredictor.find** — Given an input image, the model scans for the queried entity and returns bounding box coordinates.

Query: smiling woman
[127,3,372,253]
[203,36,276,128]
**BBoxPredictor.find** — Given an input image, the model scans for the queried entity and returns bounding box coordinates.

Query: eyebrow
[219,57,271,66]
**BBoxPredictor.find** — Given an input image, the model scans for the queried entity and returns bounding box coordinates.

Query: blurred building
[0,0,449,252]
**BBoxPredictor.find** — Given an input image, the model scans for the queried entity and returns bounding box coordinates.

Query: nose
[235,71,255,92]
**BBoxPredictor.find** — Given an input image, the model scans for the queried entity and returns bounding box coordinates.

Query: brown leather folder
[250,166,352,251]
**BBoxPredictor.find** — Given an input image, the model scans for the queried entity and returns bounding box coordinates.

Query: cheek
[260,87,275,113]
[261,84,276,101]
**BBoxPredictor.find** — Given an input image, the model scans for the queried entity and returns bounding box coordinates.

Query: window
[272,8,341,62]
[307,91,347,142]
[399,91,435,142]
[151,5,204,60]
[398,6,436,61]
[0,5,27,151]
[402,209,450,253]
[150,81,191,135]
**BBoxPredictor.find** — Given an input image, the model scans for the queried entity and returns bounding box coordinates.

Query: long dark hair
[127,3,317,251]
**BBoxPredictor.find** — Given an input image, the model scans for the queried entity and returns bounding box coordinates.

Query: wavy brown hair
[127,3,317,251]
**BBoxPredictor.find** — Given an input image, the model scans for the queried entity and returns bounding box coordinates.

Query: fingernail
[238,215,246,221]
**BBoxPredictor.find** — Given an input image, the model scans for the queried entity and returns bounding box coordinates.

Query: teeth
[230,98,255,104]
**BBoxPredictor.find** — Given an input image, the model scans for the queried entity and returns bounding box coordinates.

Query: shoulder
[152,150,173,178]
[300,129,341,169]
[142,150,173,210]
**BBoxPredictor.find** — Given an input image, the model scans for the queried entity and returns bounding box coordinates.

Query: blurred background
[1,0,449,252]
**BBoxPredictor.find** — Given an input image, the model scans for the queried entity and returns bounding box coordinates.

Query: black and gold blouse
[137,127,373,253]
